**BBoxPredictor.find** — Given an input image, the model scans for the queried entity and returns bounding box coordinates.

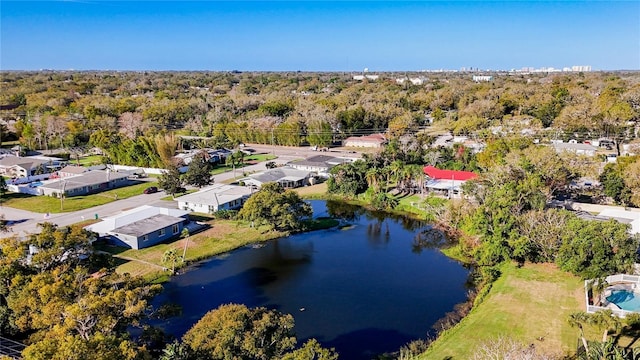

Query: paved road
[0,145,362,238]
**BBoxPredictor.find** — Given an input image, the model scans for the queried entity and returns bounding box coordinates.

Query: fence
[109,164,188,175]
[585,274,640,318]
[0,336,25,359]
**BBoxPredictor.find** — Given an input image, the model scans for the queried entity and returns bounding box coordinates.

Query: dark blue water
[153,200,470,359]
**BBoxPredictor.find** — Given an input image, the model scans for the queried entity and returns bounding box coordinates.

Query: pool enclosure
[586,274,640,317]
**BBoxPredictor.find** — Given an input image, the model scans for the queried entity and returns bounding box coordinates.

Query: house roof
[344,133,387,144]
[85,205,189,234]
[0,156,48,169]
[248,167,311,184]
[553,143,598,151]
[287,155,350,169]
[59,165,88,174]
[598,208,640,235]
[423,166,478,181]
[175,184,253,207]
[111,214,184,237]
[40,170,129,192]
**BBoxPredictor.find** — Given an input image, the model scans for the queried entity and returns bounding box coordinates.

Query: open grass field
[76,155,103,166]
[419,262,585,359]
[293,182,327,198]
[2,181,158,213]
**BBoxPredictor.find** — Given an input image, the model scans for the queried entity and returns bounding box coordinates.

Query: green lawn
[76,155,103,166]
[395,194,446,220]
[2,181,158,213]
[293,183,328,199]
[95,220,288,281]
[419,262,585,359]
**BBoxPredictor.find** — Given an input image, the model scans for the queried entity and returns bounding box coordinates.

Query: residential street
[0,146,362,238]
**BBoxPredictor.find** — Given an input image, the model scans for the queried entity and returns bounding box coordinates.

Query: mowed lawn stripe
[420,262,584,359]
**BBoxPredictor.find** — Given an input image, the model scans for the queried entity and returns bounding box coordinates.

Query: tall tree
[162,248,180,274]
[238,183,312,231]
[184,152,213,188]
[158,164,183,199]
[182,304,296,360]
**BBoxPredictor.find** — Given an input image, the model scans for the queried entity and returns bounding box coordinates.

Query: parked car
[143,186,158,194]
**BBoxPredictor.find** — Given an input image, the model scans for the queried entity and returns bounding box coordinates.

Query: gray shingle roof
[111,214,184,237]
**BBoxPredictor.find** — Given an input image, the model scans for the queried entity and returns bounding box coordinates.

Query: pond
[153,200,471,359]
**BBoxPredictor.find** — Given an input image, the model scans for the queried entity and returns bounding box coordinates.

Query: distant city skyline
[1,1,638,71]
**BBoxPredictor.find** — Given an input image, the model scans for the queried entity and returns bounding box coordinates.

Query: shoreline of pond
[151,199,473,359]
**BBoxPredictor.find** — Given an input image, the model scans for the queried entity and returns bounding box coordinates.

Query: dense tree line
[1,71,638,163]
[327,136,640,279]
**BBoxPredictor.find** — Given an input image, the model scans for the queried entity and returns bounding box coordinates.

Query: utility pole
[60,179,66,211]
[271,128,275,156]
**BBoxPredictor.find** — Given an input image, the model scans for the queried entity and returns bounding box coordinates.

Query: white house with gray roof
[85,205,189,249]
[286,155,352,177]
[552,142,598,156]
[240,167,312,189]
[176,184,254,214]
[0,156,51,178]
[598,208,640,236]
[39,170,129,197]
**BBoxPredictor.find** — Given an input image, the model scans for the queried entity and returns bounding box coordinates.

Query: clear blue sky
[1,1,639,71]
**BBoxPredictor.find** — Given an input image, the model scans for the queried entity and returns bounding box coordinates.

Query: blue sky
[1,1,639,71]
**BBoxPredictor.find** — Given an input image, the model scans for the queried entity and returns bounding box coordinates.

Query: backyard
[95,219,288,282]
[420,262,585,359]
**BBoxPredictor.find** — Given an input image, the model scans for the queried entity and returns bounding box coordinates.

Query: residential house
[423,165,478,198]
[240,167,312,189]
[286,155,352,177]
[39,170,129,197]
[597,208,640,236]
[57,165,89,178]
[472,75,493,82]
[343,133,387,148]
[85,205,189,249]
[552,142,598,157]
[176,184,254,214]
[353,74,380,81]
[0,156,51,178]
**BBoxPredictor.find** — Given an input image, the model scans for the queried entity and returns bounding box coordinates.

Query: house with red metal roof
[423,166,478,198]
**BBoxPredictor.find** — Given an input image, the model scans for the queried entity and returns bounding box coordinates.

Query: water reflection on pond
[153,200,470,359]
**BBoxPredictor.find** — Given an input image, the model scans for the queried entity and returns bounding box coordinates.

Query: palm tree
[159,341,192,360]
[366,167,384,193]
[403,164,423,194]
[162,248,179,274]
[389,160,405,191]
[423,151,441,166]
[591,310,622,343]
[568,311,592,354]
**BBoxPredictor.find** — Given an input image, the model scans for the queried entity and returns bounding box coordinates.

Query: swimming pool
[606,289,640,311]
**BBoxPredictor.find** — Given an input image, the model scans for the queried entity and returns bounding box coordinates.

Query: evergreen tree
[184,152,213,188]
[158,164,183,198]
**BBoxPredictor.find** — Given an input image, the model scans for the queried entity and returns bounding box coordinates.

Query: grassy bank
[419,262,584,359]
[96,220,288,282]
[3,181,158,213]
[97,216,339,282]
